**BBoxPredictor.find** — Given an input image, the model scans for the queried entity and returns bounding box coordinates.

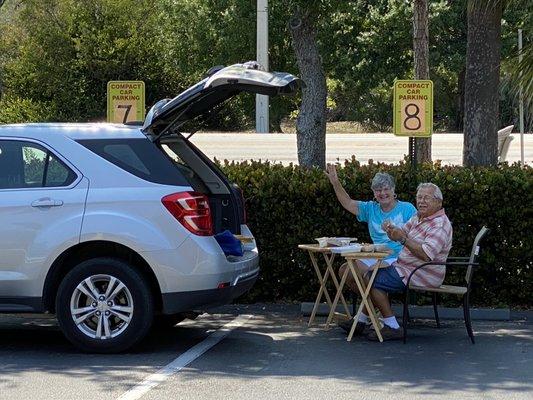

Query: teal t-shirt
[356,200,417,258]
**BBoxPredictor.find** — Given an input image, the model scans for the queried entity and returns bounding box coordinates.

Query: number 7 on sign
[117,104,132,124]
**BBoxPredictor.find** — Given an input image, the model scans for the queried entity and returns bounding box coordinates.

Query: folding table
[298,244,352,326]
[326,251,391,342]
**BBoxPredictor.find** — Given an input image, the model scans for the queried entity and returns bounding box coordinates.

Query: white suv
[0,62,300,352]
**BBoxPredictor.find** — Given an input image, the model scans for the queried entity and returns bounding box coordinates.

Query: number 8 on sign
[400,99,425,134]
[403,103,421,130]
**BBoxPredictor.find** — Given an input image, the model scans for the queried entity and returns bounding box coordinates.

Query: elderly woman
[325,164,416,333]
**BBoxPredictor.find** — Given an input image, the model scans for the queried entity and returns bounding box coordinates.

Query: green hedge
[220,159,533,308]
[0,96,56,124]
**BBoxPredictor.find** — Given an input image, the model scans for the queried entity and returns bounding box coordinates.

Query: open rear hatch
[142,61,301,138]
[143,62,301,235]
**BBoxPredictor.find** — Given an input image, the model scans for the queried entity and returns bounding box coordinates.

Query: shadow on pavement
[0,304,531,398]
[179,304,533,397]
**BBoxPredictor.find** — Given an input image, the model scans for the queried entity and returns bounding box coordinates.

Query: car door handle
[31,198,63,207]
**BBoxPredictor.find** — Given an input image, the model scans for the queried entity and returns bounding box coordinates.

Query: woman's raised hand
[325,163,339,185]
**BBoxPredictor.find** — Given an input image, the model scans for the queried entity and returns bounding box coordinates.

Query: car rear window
[77,138,189,186]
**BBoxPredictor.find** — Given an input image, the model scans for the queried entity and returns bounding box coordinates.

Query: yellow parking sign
[107,81,145,124]
[393,80,433,137]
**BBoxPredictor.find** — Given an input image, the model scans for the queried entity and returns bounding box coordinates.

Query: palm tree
[413,0,431,163]
[463,0,531,166]
[463,0,503,166]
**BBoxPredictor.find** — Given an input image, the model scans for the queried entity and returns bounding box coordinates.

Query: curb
[300,302,530,321]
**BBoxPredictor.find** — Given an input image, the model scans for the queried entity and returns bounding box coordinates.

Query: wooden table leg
[347,260,368,340]
[308,251,334,326]
[347,259,384,342]
[325,264,350,329]
[323,253,352,319]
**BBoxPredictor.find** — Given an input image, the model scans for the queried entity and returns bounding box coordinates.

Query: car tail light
[162,192,213,236]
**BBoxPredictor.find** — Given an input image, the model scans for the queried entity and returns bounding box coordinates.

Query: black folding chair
[402,226,490,344]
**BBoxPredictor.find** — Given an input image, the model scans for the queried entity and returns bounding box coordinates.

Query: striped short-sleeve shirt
[393,208,453,288]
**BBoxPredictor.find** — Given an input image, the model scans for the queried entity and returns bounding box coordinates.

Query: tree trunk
[289,9,327,169]
[413,0,431,163]
[456,66,466,131]
[463,1,502,166]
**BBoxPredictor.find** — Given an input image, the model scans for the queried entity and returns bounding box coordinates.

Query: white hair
[371,172,396,191]
[417,182,443,200]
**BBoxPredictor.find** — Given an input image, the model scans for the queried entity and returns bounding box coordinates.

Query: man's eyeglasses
[416,195,437,202]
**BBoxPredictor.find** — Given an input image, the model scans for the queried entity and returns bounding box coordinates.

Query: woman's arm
[325,164,359,215]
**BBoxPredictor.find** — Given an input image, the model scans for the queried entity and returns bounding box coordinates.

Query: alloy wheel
[70,274,134,340]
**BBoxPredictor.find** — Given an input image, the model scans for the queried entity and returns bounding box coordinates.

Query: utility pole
[256,0,269,133]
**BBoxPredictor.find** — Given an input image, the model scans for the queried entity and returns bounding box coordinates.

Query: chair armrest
[405,261,479,288]
[447,256,470,260]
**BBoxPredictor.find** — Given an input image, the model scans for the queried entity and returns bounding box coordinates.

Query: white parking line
[117,314,251,400]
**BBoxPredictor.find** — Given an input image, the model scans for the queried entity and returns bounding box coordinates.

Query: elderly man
[353,182,453,341]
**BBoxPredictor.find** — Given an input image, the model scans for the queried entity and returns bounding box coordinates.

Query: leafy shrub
[0,96,55,124]
[220,159,533,308]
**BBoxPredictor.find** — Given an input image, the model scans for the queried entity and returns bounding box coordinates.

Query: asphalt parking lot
[0,304,531,400]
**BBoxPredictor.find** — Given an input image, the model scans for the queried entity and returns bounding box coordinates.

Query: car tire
[56,257,154,353]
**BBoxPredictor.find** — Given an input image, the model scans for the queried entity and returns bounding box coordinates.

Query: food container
[330,244,363,254]
[316,237,329,248]
[315,237,357,247]
[374,243,391,253]
[361,244,375,252]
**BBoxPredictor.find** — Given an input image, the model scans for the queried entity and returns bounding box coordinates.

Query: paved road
[190,133,532,165]
[1,305,531,400]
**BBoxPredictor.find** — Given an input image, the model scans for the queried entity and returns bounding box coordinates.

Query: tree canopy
[0,0,529,132]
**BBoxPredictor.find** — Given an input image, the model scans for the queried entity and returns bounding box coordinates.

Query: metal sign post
[409,137,417,167]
